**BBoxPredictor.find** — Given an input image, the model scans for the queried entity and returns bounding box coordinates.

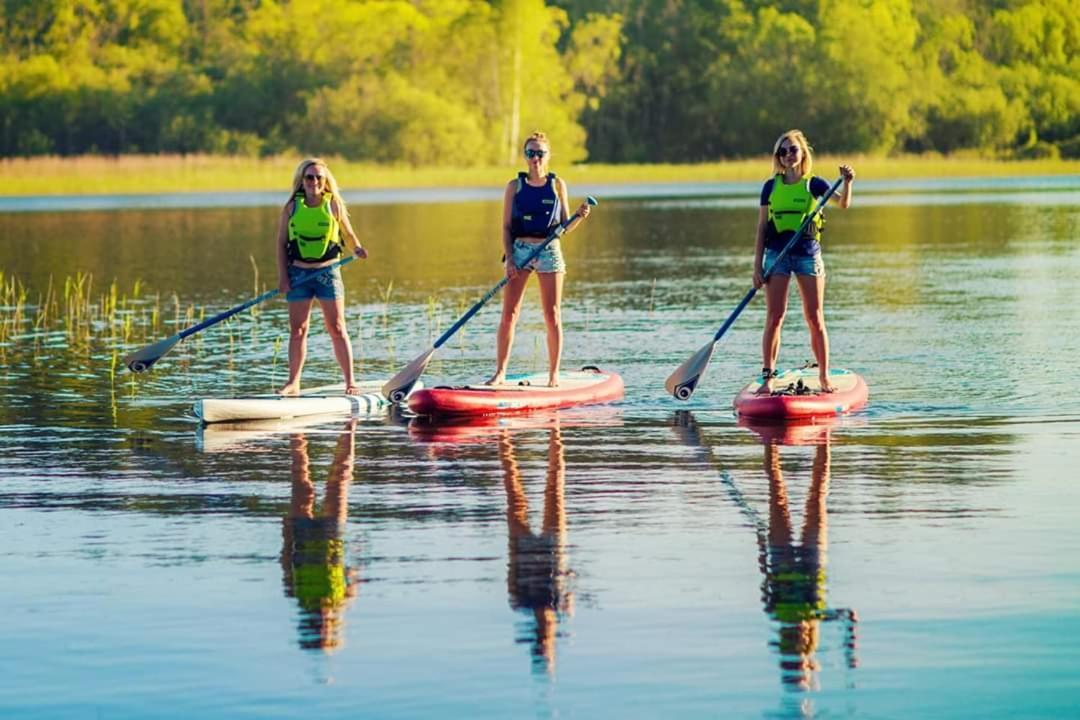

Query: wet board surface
[408,367,624,416]
[733,367,869,420]
[193,379,416,423]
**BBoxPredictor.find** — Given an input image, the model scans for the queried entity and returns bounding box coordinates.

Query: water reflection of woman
[670,412,857,693]
[280,421,360,653]
[760,433,857,691]
[500,426,574,675]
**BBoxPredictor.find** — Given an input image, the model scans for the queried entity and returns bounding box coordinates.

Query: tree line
[1,0,1076,163]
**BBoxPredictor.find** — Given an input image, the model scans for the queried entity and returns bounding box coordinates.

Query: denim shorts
[511,238,566,274]
[286,264,345,302]
[763,249,825,278]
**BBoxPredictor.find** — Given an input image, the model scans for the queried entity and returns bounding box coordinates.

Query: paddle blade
[382,348,436,403]
[665,340,716,401]
[124,335,181,373]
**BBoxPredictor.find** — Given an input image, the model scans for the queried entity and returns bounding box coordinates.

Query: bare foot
[819,376,837,393]
[485,373,505,386]
[277,382,301,396]
[547,374,560,388]
[345,384,361,396]
[755,379,774,395]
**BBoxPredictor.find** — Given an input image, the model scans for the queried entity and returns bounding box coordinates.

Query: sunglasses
[777,145,800,157]
[524,148,548,159]
[304,173,326,182]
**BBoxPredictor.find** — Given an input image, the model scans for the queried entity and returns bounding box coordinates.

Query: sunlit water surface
[2,177,1079,718]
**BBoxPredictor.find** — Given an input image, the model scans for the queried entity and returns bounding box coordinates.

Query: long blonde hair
[289,157,349,219]
[771,130,814,177]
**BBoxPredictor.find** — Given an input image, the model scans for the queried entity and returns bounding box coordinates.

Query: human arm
[502,181,519,279]
[332,197,368,259]
[555,177,591,234]
[833,166,855,208]
[277,203,292,293]
[752,205,769,289]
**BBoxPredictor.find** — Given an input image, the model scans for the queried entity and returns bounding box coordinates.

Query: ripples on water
[2,178,1080,717]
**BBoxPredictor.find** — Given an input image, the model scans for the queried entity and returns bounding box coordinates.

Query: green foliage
[0,0,1076,161]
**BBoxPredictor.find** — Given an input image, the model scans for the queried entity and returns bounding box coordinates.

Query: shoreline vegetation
[8,154,1080,196]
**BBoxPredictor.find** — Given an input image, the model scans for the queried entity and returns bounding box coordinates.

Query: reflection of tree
[280,422,359,653]
[761,439,857,692]
[500,426,573,676]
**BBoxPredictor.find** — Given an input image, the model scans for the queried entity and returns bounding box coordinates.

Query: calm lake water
[2,176,1079,718]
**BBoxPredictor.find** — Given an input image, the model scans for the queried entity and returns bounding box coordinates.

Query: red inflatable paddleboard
[733,367,868,420]
[408,367,623,417]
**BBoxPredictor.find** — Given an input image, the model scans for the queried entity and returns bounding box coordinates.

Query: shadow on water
[672,411,857,711]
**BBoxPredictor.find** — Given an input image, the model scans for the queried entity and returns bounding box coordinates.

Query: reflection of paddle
[671,411,768,547]
[124,256,356,373]
[665,178,843,400]
[382,197,598,402]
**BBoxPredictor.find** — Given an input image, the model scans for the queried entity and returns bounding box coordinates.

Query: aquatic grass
[0,270,196,386]
[380,280,394,330]
[455,296,468,352]
[425,295,441,341]
[271,335,283,389]
[249,255,261,319]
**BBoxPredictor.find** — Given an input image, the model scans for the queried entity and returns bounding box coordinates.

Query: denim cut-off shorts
[286,264,345,302]
[763,249,825,278]
[512,238,566,274]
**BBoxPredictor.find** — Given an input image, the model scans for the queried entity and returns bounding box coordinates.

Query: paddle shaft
[430,205,590,351]
[708,177,842,343]
[177,255,355,341]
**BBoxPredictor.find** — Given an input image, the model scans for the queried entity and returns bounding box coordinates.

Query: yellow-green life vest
[288,192,341,262]
[766,174,824,248]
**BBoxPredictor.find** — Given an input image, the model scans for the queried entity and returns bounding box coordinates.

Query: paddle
[382,196,599,402]
[124,255,356,373]
[665,177,843,400]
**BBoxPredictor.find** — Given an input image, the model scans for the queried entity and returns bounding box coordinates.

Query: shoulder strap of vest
[768,174,783,200]
[516,172,527,193]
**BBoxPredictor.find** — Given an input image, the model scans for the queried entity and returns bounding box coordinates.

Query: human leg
[536,271,564,387]
[487,270,531,385]
[317,296,357,394]
[280,299,314,395]
[794,270,834,392]
[760,273,791,393]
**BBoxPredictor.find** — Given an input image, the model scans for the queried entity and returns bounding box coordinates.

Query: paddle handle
[177,256,355,341]
[431,197,597,350]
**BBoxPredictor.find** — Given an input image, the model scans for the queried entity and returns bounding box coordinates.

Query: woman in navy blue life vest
[753,131,855,393]
[487,132,592,387]
[275,158,368,396]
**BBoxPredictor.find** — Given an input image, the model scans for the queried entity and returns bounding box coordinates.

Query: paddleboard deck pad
[408,366,624,416]
[194,380,416,424]
[733,367,868,420]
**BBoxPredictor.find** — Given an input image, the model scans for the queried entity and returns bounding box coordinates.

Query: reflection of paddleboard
[194,380,419,424]
[196,415,356,454]
[733,367,868,420]
[407,367,624,417]
[738,416,836,446]
[409,406,623,444]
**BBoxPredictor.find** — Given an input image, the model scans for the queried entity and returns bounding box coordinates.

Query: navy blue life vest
[510,172,560,238]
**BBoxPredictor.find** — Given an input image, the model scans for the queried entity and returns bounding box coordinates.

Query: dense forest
[0,0,1076,162]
